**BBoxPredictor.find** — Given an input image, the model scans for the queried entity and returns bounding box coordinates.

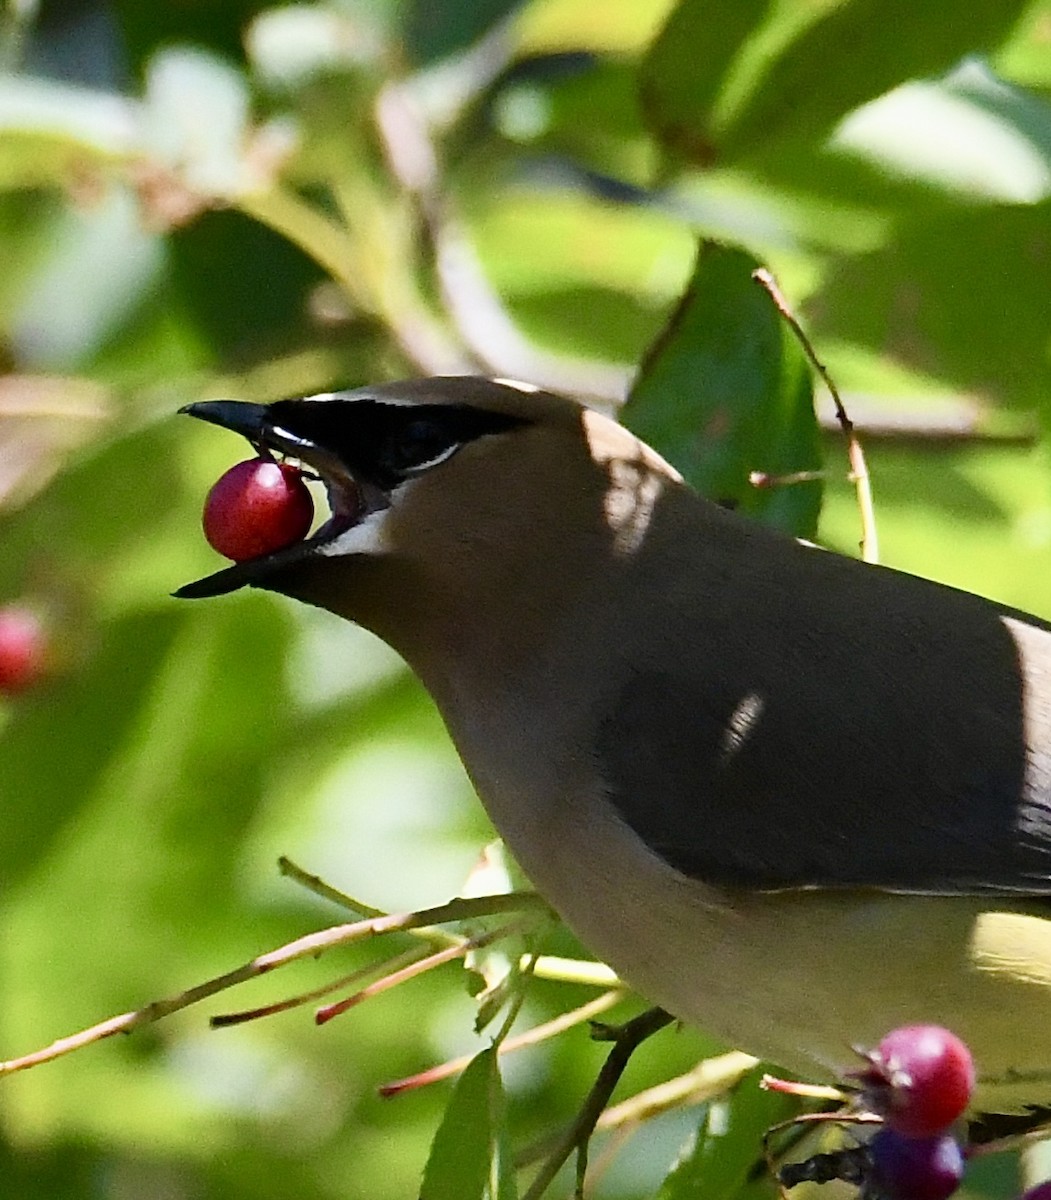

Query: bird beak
[174,399,369,600]
[180,399,270,441]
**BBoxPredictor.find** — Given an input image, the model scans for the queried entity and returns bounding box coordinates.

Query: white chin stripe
[317,509,391,557]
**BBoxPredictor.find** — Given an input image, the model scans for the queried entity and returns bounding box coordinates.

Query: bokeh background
[1,1,1051,1197]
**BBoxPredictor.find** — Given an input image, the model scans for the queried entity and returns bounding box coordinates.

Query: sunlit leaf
[624,241,821,535]
[720,0,1031,159]
[643,0,1032,163]
[830,59,1051,203]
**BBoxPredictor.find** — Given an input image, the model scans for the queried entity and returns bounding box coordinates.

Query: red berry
[858,1025,975,1137]
[1019,1184,1051,1200]
[870,1129,964,1200]
[0,606,47,695]
[202,458,313,562]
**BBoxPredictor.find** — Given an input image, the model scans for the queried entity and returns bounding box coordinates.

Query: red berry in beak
[202,458,314,562]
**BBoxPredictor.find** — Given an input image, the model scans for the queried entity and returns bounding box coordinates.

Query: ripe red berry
[869,1129,964,1200]
[202,458,313,562]
[0,606,47,695]
[858,1024,975,1137]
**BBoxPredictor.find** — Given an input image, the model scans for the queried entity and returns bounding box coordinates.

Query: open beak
[174,399,370,600]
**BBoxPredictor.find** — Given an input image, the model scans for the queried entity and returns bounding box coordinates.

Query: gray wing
[596,514,1051,896]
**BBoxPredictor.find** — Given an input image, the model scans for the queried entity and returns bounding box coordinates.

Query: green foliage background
[0,1,1049,1197]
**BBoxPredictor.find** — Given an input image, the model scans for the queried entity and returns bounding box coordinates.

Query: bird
[177,375,1051,1123]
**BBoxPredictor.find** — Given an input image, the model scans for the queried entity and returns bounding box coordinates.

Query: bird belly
[480,773,1051,1112]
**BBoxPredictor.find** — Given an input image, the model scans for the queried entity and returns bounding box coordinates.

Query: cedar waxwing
[178,376,1051,1124]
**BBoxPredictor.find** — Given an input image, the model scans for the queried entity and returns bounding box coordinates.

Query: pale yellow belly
[508,788,1051,1113]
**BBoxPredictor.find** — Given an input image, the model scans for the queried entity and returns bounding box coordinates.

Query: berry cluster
[857,1024,974,1200]
[781,1025,1051,1200]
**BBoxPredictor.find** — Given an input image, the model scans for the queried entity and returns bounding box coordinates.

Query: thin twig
[752,268,878,564]
[762,1108,881,1180]
[279,855,385,916]
[210,944,429,1028]
[0,892,549,1078]
[527,956,620,988]
[379,989,626,1097]
[761,1073,848,1101]
[279,856,463,950]
[596,1050,758,1130]
[522,1007,674,1200]
[315,920,530,1025]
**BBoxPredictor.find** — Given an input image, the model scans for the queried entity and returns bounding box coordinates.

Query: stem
[753,267,878,563]
[0,892,549,1078]
[522,1007,674,1200]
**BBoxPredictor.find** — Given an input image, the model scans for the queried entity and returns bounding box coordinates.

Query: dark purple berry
[1018,1185,1051,1200]
[870,1129,964,1200]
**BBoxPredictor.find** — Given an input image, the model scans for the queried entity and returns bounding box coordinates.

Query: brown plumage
[179,376,1051,1118]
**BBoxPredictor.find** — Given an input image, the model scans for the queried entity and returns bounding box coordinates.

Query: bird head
[177,376,681,678]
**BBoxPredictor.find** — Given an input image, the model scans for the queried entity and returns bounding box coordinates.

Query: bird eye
[382,418,459,475]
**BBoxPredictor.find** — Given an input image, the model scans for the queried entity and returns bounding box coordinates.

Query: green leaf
[720,0,1031,159]
[402,0,527,67]
[829,59,1051,204]
[623,241,821,537]
[420,1048,513,1200]
[0,76,132,192]
[0,609,183,885]
[814,199,1051,412]
[640,0,769,164]
[656,1066,797,1200]
[642,0,1032,164]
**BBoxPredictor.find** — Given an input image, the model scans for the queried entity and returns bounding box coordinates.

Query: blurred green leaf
[657,1066,796,1200]
[485,55,655,183]
[640,0,768,164]
[722,0,1031,158]
[169,208,327,361]
[0,75,132,191]
[830,58,1051,203]
[624,241,822,536]
[644,0,1032,163]
[0,608,182,884]
[997,0,1051,89]
[0,421,182,589]
[506,286,667,364]
[813,200,1051,412]
[420,1047,511,1200]
[402,0,526,67]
